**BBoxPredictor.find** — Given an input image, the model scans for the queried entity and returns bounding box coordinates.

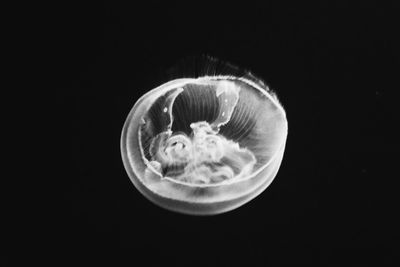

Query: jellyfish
[120,58,288,215]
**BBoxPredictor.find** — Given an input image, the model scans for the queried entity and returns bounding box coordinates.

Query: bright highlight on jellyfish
[121,57,288,215]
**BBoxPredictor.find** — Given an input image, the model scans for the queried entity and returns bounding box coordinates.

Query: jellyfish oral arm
[147,119,256,184]
[163,135,192,163]
[211,81,240,130]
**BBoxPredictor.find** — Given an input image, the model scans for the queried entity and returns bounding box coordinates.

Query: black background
[36,0,398,265]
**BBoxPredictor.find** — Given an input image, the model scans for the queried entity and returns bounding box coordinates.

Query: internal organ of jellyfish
[121,76,288,215]
[150,121,256,184]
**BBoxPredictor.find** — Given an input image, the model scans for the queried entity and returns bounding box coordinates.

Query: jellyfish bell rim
[121,75,287,187]
[121,75,288,184]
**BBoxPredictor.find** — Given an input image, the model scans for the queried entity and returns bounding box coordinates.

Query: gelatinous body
[121,74,288,215]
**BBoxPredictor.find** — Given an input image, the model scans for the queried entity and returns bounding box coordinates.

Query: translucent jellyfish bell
[121,58,288,215]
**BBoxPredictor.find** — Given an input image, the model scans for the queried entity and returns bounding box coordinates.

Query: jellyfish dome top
[121,61,288,215]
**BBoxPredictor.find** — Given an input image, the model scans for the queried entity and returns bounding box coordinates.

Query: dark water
[32,1,398,265]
